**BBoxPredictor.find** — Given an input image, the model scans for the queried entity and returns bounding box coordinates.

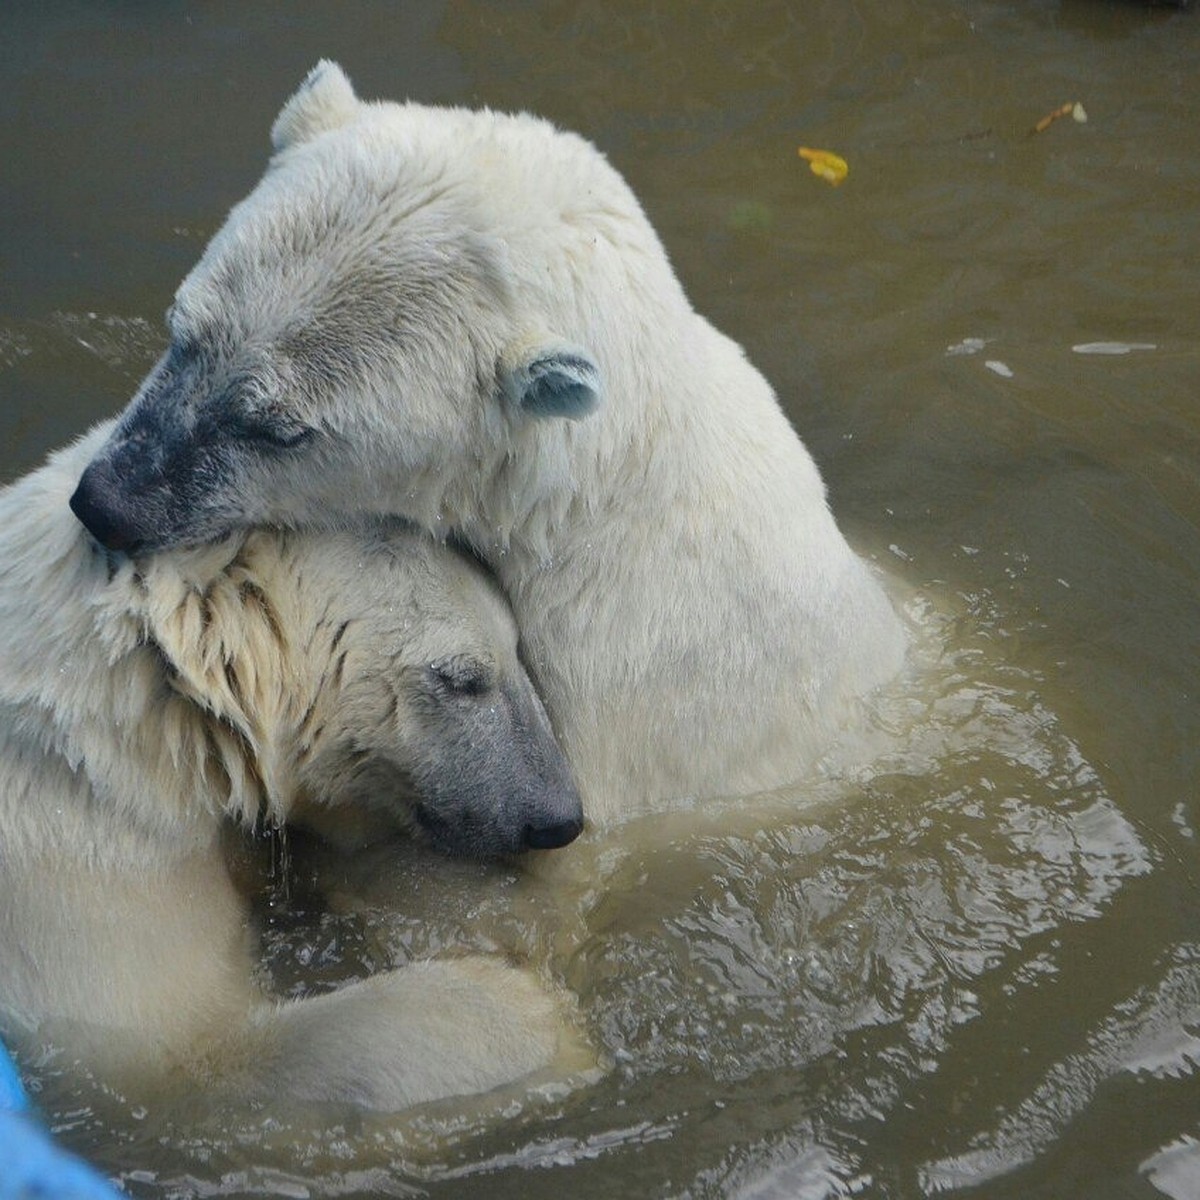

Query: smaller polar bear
[0,424,587,1111]
[71,62,907,823]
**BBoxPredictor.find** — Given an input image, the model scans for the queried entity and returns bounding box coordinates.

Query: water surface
[2,3,1198,1197]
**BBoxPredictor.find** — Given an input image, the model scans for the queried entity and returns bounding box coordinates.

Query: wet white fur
[0,426,584,1110]
[165,62,908,822]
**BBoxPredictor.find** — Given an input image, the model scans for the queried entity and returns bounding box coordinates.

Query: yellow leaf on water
[798,147,848,186]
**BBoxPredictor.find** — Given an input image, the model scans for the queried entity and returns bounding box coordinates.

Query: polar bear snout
[406,670,585,859]
[523,809,584,850]
[69,410,199,554]
[70,457,147,553]
[502,678,585,853]
[414,727,585,858]
[414,785,582,857]
[515,773,585,852]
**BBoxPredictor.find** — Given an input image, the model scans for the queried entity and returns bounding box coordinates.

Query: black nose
[70,463,142,553]
[523,813,584,850]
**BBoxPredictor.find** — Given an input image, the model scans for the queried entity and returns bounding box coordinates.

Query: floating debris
[1072,342,1157,355]
[1033,101,1087,134]
[946,337,988,357]
[798,147,848,186]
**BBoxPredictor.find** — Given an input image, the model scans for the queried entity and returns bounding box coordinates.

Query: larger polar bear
[1,424,587,1110]
[71,62,906,823]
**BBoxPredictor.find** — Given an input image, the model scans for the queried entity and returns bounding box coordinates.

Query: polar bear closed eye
[0,424,586,1110]
[131,485,584,859]
[71,61,906,823]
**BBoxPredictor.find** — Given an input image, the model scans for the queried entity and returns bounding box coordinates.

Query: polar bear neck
[452,310,904,821]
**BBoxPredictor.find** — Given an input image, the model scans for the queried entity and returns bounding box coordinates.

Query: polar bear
[0,424,587,1110]
[70,62,906,823]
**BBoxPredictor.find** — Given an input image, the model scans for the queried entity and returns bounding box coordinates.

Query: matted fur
[73,62,907,824]
[0,425,588,1109]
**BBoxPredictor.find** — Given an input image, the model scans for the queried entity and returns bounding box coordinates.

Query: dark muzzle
[69,459,146,553]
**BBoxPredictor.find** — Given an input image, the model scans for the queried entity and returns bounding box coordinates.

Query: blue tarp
[0,1042,121,1200]
[0,1044,27,1114]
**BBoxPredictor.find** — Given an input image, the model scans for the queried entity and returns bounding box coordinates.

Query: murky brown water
[3,3,1199,1197]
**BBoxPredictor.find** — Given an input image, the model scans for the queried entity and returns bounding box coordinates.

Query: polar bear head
[69,61,684,556]
[133,521,583,857]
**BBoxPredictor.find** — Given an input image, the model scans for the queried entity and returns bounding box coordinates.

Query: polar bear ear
[499,339,602,422]
[271,60,359,152]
